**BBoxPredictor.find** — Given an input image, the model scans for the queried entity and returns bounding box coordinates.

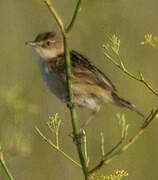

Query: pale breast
[37,58,68,102]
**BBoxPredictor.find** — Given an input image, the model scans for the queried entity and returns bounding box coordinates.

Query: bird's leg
[66,102,76,109]
[81,106,100,130]
[69,106,100,143]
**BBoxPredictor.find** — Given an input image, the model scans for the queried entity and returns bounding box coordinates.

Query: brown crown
[34,32,56,42]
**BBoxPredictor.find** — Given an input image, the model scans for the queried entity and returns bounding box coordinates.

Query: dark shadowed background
[0,0,158,179]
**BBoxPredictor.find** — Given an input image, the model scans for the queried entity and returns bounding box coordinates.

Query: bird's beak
[25,41,37,47]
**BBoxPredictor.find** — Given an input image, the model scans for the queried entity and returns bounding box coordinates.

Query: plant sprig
[103,35,158,97]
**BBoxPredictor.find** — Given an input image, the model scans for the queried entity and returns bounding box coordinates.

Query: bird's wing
[70,50,117,92]
[48,50,117,92]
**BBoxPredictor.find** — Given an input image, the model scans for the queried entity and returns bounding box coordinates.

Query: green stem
[0,145,14,180]
[66,0,82,32]
[104,52,158,97]
[63,35,89,179]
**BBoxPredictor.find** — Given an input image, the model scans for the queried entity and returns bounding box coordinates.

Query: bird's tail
[112,93,145,118]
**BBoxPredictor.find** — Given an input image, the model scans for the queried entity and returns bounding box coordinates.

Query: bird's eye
[45,40,52,47]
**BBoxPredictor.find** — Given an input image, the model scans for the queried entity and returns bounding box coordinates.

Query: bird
[26,31,144,127]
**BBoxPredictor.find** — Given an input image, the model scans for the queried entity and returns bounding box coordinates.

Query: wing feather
[70,50,117,92]
[48,50,117,92]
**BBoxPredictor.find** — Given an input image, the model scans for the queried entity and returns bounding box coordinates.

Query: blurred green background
[0,0,158,179]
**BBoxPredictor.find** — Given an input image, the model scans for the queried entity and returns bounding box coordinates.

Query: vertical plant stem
[63,35,89,179]
[42,0,89,178]
[66,0,82,32]
[55,131,59,148]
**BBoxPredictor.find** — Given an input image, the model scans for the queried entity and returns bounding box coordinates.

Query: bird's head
[26,32,64,60]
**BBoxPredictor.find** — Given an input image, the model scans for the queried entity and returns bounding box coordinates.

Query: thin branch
[55,129,60,148]
[104,52,158,97]
[103,124,128,160]
[43,0,65,34]
[89,108,158,174]
[82,130,89,166]
[35,127,81,168]
[90,116,128,174]
[66,0,82,32]
[0,145,14,180]
[100,132,105,158]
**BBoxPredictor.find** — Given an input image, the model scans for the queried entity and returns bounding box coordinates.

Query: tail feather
[112,93,145,118]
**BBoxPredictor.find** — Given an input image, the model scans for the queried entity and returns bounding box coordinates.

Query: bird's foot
[69,129,85,144]
[66,102,76,109]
